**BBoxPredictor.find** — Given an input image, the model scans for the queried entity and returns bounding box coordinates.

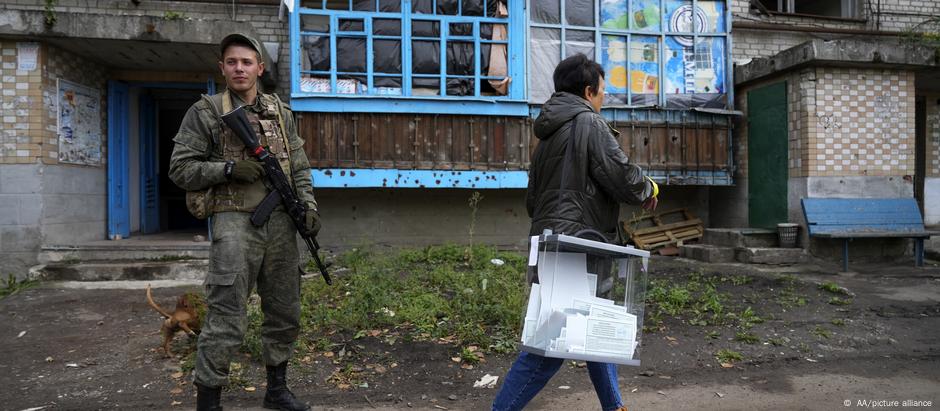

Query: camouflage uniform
[168,90,316,389]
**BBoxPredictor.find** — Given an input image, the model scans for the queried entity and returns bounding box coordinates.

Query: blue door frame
[107,79,216,239]
[139,92,159,234]
[107,81,130,239]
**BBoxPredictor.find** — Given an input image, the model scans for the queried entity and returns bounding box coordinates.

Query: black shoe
[195,383,223,411]
[263,362,310,411]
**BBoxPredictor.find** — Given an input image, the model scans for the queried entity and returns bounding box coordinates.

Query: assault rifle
[221,105,331,285]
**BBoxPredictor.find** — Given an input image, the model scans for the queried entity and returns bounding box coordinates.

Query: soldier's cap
[220,33,264,58]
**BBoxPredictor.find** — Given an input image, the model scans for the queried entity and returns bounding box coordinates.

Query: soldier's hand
[303,209,321,237]
[231,160,264,183]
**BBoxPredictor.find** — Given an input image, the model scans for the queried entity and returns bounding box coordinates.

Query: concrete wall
[926,95,940,226]
[0,164,42,279]
[314,185,710,251]
[1,0,289,95]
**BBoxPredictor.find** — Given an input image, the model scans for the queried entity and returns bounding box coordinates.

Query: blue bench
[801,198,936,271]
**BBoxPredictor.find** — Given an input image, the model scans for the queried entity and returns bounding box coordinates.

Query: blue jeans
[492,351,623,411]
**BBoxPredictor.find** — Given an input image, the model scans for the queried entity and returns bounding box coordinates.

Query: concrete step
[679,244,735,263]
[735,247,808,265]
[39,244,209,264]
[29,260,208,282]
[704,228,779,248]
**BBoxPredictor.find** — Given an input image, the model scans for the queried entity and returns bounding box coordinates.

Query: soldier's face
[220,45,265,94]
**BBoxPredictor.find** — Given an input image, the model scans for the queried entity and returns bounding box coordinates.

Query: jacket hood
[533,92,595,140]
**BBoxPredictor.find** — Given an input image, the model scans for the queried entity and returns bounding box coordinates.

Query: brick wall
[730,0,940,61]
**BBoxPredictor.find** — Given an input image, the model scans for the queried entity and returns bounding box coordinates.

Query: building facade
[0,0,937,277]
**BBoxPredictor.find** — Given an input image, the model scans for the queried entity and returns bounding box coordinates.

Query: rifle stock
[221,105,332,285]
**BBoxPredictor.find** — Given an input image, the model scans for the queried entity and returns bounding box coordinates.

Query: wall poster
[57,79,102,165]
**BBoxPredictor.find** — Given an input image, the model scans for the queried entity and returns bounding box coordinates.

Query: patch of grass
[646,273,729,328]
[735,332,759,344]
[299,244,526,354]
[767,337,784,346]
[737,306,764,329]
[812,325,832,339]
[831,318,845,326]
[0,274,38,300]
[716,349,743,363]
[163,10,187,20]
[828,297,852,306]
[705,330,721,340]
[728,275,753,286]
[776,275,808,308]
[818,282,849,295]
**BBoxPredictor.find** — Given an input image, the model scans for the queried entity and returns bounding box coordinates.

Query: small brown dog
[146,285,204,357]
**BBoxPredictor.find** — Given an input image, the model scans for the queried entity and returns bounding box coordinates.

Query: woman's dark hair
[552,53,605,99]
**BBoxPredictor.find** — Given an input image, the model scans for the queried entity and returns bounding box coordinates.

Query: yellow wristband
[646,176,659,198]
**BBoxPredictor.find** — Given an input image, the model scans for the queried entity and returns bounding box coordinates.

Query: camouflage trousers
[194,210,302,388]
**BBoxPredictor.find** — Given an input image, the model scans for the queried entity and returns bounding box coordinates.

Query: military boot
[195,383,223,411]
[263,362,310,411]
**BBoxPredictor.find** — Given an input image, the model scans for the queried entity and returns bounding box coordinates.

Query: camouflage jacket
[168,90,316,213]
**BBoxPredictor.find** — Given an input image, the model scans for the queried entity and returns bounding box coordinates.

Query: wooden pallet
[621,208,704,250]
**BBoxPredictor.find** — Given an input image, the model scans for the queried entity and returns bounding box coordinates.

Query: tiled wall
[0,41,109,166]
[0,41,44,164]
[806,68,915,177]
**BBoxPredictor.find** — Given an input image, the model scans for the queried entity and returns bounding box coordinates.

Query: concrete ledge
[679,244,735,263]
[735,247,808,265]
[704,228,778,248]
[735,38,940,87]
[31,260,208,281]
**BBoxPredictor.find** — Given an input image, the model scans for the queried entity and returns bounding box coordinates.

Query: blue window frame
[528,0,732,109]
[290,0,528,116]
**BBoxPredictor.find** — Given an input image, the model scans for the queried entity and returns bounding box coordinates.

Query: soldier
[169,33,319,411]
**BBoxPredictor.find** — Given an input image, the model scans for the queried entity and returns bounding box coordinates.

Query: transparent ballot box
[521,231,650,366]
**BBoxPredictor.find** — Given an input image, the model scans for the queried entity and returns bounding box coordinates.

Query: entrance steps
[30,233,209,282]
[679,228,808,265]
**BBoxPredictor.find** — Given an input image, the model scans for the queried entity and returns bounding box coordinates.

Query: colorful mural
[597,0,726,107]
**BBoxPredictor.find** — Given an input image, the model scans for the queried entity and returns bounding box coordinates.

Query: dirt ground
[2,256,939,411]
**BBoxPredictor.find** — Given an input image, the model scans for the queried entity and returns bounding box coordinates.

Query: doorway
[747,81,789,229]
[108,81,213,239]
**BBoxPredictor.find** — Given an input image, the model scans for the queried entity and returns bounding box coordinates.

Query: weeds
[831,318,845,326]
[828,297,852,306]
[819,282,850,295]
[735,332,759,344]
[0,274,38,300]
[716,349,743,364]
[812,326,832,339]
[646,272,730,328]
[300,244,526,355]
[776,275,807,308]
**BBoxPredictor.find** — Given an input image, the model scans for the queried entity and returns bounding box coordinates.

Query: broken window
[297,0,512,99]
[529,0,729,109]
[755,0,860,19]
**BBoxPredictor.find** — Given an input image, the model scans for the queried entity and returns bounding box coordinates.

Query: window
[290,0,527,115]
[756,0,860,19]
[528,0,730,109]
